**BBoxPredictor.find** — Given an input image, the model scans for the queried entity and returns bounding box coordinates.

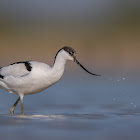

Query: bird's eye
[69,52,73,55]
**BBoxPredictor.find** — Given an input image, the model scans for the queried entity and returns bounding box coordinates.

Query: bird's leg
[10,97,20,115]
[21,99,24,115]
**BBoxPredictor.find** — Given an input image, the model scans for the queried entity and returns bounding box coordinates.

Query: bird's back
[0,61,52,95]
[0,62,30,78]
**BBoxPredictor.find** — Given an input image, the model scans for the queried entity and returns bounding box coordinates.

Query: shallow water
[0,75,140,140]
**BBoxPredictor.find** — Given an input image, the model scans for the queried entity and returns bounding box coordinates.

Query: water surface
[0,76,140,140]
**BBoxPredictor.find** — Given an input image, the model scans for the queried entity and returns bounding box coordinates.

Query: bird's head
[55,46,101,76]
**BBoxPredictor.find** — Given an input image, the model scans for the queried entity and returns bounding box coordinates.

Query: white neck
[51,52,68,78]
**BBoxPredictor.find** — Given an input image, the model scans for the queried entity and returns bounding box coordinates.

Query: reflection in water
[0,112,140,140]
[0,78,140,140]
[14,114,65,120]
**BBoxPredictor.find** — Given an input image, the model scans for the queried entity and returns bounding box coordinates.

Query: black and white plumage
[0,46,100,115]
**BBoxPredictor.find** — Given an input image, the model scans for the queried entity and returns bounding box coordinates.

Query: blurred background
[0,0,140,77]
[0,1,140,140]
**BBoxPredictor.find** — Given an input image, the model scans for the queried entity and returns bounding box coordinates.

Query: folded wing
[0,61,32,78]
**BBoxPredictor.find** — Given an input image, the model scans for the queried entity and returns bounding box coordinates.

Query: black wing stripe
[10,61,32,72]
[0,67,4,79]
[24,62,32,71]
[0,74,4,79]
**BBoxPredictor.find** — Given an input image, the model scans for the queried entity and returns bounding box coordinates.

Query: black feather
[0,67,4,79]
[10,61,32,72]
[0,74,4,79]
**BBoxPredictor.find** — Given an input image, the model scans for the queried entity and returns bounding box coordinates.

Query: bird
[0,46,100,115]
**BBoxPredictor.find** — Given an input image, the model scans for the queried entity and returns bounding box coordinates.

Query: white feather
[0,63,30,77]
[0,50,72,97]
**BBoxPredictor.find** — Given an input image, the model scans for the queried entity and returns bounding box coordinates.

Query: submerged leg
[21,99,24,115]
[10,97,20,115]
